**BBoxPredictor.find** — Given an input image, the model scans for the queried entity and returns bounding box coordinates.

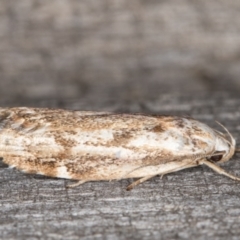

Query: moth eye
[209,155,223,162]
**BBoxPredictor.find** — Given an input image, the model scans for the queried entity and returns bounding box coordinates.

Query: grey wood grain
[1,92,240,240]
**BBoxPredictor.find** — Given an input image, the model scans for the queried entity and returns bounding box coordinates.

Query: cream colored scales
[0,107,238,190]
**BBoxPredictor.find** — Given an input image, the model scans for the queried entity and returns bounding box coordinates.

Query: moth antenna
[215,121,236,158]
[200,159,240,181]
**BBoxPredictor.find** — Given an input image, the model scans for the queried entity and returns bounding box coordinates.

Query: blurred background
[1,0,240,109]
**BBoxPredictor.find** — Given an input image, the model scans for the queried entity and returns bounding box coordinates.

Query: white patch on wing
[8,165,16,169]
[72,145,139,159]
[128,131,183,151]
[56,166,71,178]
[99,129,114,141]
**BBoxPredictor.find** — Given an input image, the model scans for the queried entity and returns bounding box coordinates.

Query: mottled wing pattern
[0,108,220,180]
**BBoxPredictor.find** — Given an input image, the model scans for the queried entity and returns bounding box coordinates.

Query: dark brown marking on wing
[2,156,58,177]
[151,124,165,132]
[54,133,78,148]
[175,118,185,128]
[110,131,134,146]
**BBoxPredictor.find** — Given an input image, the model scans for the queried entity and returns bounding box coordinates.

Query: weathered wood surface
[1,1,240,239]
[2,94,240,240]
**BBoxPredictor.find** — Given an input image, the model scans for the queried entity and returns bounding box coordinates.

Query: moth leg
[67,180,88,188]
[119,166,147,180]
[123,161,195,181]
[200,159,240,181]
[126,162,198,190]
[126,175,157,191]
[159,164,195,179]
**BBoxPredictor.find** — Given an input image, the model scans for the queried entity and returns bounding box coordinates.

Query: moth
[0,107,239,190]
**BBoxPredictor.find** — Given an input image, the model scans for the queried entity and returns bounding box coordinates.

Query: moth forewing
[0,107,239,190]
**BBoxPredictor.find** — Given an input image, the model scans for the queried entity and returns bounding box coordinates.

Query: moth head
[207,123,235,163]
